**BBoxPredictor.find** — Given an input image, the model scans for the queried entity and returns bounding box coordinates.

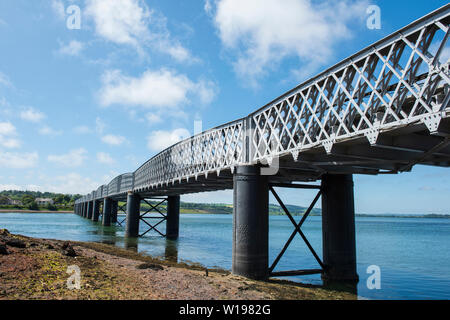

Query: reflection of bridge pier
[165,239,179,263]
[74,6,450,287]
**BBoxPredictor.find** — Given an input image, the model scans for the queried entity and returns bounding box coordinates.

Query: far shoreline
[0,209,73,214]
[0,209,449,219]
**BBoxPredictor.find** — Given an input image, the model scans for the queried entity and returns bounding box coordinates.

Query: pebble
[5,238,26,249]
[0,244,8,255]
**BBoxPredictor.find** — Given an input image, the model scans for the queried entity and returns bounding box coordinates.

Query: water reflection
[164,239,179,263]
[125,237,139,251]
[322,279,358,297]
[100,226,117,246]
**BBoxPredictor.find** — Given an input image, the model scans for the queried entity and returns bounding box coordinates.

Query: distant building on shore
[35,198,54,206]
[0,196,22,205]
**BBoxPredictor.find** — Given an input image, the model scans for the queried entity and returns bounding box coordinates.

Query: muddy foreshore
[0,229,356,300]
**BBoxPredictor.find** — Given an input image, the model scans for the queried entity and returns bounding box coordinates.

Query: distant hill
[1,190,448,218]
[0,190,81,201]
[177,202,320,216]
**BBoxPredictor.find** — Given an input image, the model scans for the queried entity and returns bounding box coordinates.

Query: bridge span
[75,5,450,283]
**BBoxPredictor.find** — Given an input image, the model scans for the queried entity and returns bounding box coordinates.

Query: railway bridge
[75,5,450,283]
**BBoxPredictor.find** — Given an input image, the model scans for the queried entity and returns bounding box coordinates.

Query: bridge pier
[125,192,141,238]
[321,174,359,283]
[166,195,180,240]
[111,200,118,224]
[92,200,100,222]
[83,202,88,218]
[232,165,269,280]
[102,197,112,226]
[87,201,93,220]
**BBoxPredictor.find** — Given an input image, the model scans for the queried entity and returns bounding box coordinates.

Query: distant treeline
[0,190,82,211]
[141,201,321,216]
[2,190,448,218]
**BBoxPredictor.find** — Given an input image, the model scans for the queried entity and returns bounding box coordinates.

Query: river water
[0,212,449,300]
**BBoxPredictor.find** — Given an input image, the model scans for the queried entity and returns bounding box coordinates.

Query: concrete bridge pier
[232,165,269,280]
[87,201,93,220]
[125,192,141,238]
[111,200,118,224]
[321,174,359,283]
[166,195,180,240]
[102,197,112,226]
[92,200,100,222]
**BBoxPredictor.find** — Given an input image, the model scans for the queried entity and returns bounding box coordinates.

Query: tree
[46,203,57,211]
[21,194,35,206]
[53,194,65,205]
[0,196,10,205]
[27,201,39,210]
[21,194,38,210]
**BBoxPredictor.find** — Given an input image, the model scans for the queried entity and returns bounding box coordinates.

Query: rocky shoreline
[0,229,356,300]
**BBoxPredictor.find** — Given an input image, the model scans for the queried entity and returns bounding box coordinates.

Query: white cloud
[0,184,25,191]
[95,117,106,134]
[48,148,87,167]
[85,0,195,62]
[42,173,101,195]
[38,125,63,137]
[0,122,20,148]
[0,71,12,87]
[101,134,127,146]
[51,0,66,20]
[0,136,21,149]
[99,69,216,108]
[147,128,190,152]
[73,125,92,134]
[211,0,367,85]
[57,40,85,56]
[96,152,115,165]
[0,151,38,168]
[145,113,162,123]
[0,122,16,136]
[85,0,151,47]
[20,107,46,123]
[204,0,213,15]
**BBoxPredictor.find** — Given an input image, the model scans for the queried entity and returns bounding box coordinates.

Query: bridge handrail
[133,118,246,190]
[248,4,450,162]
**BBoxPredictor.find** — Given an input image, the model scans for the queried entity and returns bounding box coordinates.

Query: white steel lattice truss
[133,120,244,191]
[250,6,450,163]
[76,5,450,204]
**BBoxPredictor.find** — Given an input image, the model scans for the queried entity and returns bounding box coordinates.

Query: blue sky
[0,0,449,214]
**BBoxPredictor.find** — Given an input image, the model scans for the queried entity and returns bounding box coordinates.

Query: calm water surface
[0,212,449,300]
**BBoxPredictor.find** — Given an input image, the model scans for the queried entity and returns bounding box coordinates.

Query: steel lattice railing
[249,5,450,163]
[134,119,245,191]
[75,5,450,205]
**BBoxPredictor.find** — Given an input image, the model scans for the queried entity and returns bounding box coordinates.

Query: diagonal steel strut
[139,198,167,237]
[268,185,324,276]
